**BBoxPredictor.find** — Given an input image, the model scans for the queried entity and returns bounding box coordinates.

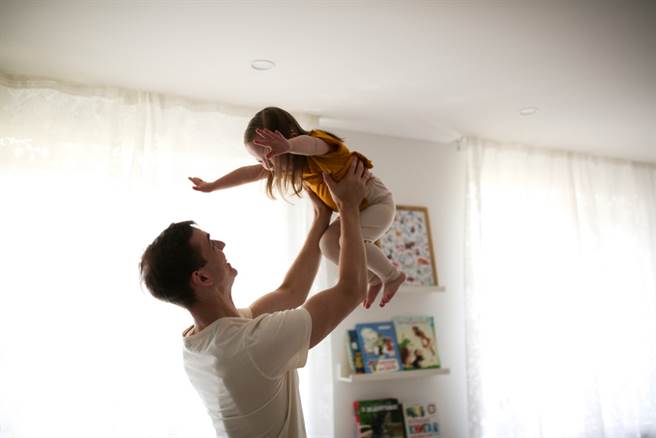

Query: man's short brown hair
[140,221,206,308]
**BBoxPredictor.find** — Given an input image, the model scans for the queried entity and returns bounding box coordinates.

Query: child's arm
[288,135,332,156]
[188,164,269,192]
[254,128,332,158]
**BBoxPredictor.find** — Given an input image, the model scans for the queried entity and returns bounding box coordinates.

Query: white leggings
[319,177,400,284]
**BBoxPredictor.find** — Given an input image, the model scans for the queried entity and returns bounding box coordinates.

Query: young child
[188,107,405,308]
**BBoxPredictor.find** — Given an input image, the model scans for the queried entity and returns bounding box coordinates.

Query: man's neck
[189,298,240,334]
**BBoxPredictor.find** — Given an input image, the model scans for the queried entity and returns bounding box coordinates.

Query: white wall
[320,127,468,438]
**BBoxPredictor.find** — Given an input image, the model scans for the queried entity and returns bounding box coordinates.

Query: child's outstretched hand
[188,176,215,192]
[253,128,290,159]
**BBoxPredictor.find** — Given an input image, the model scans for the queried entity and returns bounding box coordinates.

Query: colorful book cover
[353,398,407,438]
[404,402,440,438]
[346,329,366,374]
[355,321,402,373]
[393,316,441,370]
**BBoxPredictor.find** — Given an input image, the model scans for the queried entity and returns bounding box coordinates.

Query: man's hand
[304,185,332,222]
[322,158,370,210]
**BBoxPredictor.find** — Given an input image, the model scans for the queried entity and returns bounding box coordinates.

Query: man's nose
[217,241,225,250]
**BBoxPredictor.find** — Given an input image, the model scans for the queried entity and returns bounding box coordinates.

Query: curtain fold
[0,73,332,438]
[464,137,656,438]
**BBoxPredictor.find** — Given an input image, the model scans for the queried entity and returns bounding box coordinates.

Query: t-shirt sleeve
[309,129,343,150]
[246,308,312,379]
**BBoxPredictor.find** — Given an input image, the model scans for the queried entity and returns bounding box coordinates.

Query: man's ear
[190,269,213,288]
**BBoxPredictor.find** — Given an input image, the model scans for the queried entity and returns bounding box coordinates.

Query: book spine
[345,331,356,374]
[353,400,362,438]
[348,329,366,374]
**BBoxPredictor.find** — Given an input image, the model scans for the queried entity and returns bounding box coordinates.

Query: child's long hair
[244,107,343,200]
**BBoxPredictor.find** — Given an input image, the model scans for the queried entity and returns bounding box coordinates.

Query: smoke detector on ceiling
[251,59,276,71]
[519,107,538,116]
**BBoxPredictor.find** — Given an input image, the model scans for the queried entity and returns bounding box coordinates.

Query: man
[139,160,370,437]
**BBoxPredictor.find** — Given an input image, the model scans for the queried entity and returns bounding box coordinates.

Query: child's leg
[319,219,381,284]
[318,186,405,308]
[359,197,406,307]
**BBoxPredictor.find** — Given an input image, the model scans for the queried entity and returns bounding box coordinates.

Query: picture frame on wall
[378,205,439,287]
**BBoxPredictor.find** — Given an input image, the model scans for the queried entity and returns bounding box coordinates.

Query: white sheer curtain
[464,138,656,438]
[0,73,332,438]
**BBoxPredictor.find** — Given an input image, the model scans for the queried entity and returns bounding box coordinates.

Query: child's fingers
[257,128,277,139]
[252,139,269,148]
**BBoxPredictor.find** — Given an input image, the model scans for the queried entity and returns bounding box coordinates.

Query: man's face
[190,228,237,289]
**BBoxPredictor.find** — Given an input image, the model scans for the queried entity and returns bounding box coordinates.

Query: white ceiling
[1,1,655,162]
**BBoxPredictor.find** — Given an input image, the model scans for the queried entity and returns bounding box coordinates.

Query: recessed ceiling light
[251,59,276,71]
[519,107,538,116]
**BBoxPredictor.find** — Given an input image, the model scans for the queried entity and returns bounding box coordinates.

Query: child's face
[244,141,273,170]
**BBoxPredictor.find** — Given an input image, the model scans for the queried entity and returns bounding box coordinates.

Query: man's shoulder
[247,308,312,340]
[182,307,253,340]
[253,307,311,325]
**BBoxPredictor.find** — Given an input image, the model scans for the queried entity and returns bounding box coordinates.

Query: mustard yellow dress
[302,130,373,211]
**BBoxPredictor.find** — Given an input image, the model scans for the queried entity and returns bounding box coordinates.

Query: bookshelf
[339,285,448,384]
[337,363,450,383]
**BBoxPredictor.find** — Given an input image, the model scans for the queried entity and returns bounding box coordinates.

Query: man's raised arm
[303,159,369,348]
[250,190,332,317]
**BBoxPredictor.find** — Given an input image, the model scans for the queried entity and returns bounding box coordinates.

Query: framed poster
[378,205,439,286]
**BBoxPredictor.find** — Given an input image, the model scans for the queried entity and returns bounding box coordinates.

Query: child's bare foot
[364,278,382,309]
[380,272,406,307]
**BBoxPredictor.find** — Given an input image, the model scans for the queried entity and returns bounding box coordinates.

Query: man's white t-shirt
[182,307,312,438]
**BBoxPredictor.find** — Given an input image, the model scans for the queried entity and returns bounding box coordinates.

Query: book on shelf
[404,401,440,437]
[393,316,441,371]
[355,321,403,373]
[353,398,407,438]
[346,329,366,374]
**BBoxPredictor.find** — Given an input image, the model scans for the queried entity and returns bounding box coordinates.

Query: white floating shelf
[337,363,450,383]
[400,285,446,294]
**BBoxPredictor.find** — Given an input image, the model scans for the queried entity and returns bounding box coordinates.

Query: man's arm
[250,190,332,317]
[303,160,369,348]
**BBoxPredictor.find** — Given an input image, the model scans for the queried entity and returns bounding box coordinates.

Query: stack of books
[353,398,441,438]
[345,316,441,375]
